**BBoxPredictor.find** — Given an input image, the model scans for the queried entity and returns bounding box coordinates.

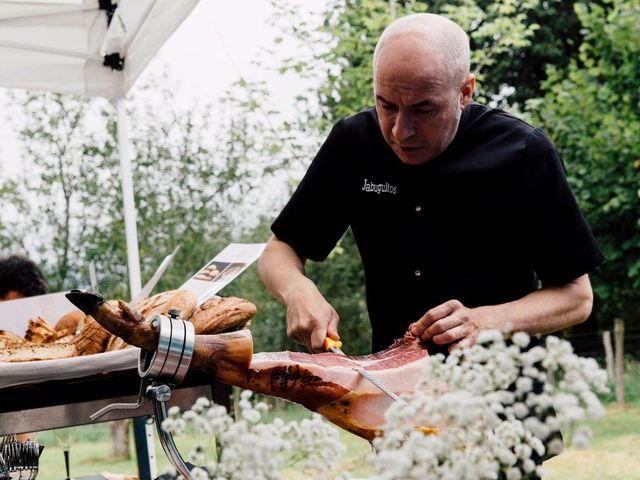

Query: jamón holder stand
[90,309,195,480]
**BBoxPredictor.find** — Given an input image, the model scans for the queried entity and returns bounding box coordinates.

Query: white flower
[190,466,209,479]
[546,437,564,456]
[515,377,534,395]
[571,425,593,449]
[505,467,522,480]
[477,330,504,344]
[511,332,530,348]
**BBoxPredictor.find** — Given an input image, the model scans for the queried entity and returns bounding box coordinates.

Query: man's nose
[392,112,416,142]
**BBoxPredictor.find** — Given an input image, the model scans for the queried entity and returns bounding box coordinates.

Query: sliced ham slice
[66,291,430,440]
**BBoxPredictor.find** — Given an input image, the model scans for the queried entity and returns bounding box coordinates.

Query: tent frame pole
[117,97,142,298]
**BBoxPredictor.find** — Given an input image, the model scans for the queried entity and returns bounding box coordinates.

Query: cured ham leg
[66,291,430,440]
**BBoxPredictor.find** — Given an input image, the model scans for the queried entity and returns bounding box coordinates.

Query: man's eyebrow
[375,95,433,108]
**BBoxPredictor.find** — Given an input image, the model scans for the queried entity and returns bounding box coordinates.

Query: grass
[543,404,640,480]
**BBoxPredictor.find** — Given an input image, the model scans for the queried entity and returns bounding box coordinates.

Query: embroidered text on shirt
[361,178,398,194]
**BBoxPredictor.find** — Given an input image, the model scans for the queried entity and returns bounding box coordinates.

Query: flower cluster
[368,331,609,480]
[160,331,607,480]
[161,390,347,480]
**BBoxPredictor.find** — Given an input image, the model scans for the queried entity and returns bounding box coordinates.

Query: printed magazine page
[181,243,266,305]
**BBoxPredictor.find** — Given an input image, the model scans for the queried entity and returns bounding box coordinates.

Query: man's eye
[415,107,434,114]
[381,104,396,111]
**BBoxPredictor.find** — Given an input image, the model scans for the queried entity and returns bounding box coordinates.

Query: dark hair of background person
[0,254,48,298]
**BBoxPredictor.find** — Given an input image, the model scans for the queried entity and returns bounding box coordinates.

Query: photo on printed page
[193,261,231,282]
[214,262,246,283]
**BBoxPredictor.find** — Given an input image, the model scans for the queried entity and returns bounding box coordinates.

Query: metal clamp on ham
[138,309,195,385]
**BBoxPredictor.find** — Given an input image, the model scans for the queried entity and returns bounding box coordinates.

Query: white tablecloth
[0,348,140,389]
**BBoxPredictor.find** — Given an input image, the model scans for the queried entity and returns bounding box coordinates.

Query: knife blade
[323,337,403,403]
[131,245,181,306]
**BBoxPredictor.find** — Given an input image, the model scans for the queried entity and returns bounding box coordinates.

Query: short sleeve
[522,129,604,286]
[271,120,352,261]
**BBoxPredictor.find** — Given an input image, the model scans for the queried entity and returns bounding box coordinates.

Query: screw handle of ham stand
[147,385,192,480]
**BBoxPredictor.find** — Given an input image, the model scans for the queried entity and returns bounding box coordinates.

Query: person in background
[0,254,47,442]
[0,254,47,301]
[258,13,604,354]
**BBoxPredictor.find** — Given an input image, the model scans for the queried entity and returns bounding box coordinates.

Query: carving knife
[323,337,403,403]
[131,245,181,306]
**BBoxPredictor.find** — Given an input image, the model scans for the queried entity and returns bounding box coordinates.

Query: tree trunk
[110,419,131,459]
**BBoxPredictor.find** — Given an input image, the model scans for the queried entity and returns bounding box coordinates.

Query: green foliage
[0,92,123,293]
[531,0,640,324]
[0,72,291,301]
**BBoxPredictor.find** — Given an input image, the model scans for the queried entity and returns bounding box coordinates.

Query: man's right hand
[284,279,340,353]
[258,235,339,353]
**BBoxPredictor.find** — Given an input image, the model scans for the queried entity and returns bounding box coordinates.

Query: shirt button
[414,269,421,277]
[415,205,422,212]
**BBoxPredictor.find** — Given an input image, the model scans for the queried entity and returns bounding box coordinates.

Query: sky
[0,0,326,174]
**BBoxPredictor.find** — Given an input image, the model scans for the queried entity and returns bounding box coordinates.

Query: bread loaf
[24,316,58,344]
[73,315,112,356]
[189,296,256,334]
[105,334,128,352]
[0,343,76,362]
[54,309,85,333]
[0,330,28,349]
[138,290,197,320]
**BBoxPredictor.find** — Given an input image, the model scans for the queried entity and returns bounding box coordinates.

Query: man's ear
[460,74,476,107]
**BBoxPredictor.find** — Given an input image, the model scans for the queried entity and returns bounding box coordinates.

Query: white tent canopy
[0,0,199,296]
[0,0,197,97]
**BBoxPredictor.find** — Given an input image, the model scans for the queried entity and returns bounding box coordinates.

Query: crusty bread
[105,334,129,352]
[189,296,256,334]
[73,315,112,356]
[137,290,197,321]
[0,330,28,349]
[0,342,76,362]
[24,316,58,344]
[54,310,85,333]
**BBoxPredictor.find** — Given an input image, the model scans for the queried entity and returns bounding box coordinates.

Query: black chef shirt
[272,104,604,352]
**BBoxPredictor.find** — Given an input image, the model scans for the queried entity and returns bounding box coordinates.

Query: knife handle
[323,337,343,352]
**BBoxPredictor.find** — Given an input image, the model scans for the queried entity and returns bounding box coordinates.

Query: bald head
[373,13,470,87]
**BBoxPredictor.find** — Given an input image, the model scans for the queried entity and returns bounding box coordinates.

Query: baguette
[189,296,256,334]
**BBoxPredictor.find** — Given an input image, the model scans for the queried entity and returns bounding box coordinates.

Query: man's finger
[327,311,340,340]
[409,300,459,335]
[420,315,464,342]
[449,336,474,352]
[310,325,328,353]
[431,324,468,345]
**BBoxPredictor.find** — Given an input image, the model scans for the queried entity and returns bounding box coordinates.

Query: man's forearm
[258,235,310,304]
[474,274,594,335]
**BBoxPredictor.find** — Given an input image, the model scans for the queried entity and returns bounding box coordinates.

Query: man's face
[374,37,473,166]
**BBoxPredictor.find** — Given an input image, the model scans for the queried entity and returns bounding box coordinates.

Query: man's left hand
[408,299,481,352]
